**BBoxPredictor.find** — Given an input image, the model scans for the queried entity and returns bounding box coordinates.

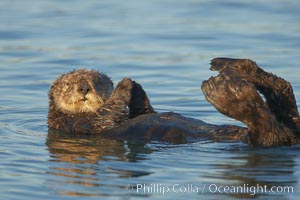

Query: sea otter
[48,58,300,147]
[48,69,155,134]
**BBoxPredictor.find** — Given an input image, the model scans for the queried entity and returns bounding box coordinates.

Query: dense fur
[48,69,154,134]
[48,59,300,147]
[49,69,113,114]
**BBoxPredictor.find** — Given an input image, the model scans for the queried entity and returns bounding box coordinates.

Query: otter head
[49,69,113,114]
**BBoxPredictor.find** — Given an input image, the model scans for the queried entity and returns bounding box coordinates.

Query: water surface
[1,0,300,199]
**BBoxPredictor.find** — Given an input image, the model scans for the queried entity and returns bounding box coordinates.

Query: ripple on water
[1,0,300,199]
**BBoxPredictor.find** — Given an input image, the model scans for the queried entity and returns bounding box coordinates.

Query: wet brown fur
[48,59,300,147]
[48,69,154,134]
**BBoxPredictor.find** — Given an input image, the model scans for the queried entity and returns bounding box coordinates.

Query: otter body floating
[48,58,300,147]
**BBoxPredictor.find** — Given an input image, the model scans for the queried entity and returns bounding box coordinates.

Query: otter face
[50,69,113,114]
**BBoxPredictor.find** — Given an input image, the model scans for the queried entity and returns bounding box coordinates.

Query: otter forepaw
[129,81,155,118]
[109,77,134,104]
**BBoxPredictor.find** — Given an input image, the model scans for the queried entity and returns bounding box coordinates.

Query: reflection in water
[203,147,298,199]
[46,129,153,197]
[46,129,298,198]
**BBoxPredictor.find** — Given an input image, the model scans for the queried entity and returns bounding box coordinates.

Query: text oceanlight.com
[125,183,294,196]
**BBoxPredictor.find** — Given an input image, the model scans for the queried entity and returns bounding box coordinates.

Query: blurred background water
[0,0,300,199]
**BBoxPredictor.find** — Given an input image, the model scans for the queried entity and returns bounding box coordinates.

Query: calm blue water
[1,0,300,199]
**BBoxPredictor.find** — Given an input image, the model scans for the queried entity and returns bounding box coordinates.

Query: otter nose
[78,82,91,95]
